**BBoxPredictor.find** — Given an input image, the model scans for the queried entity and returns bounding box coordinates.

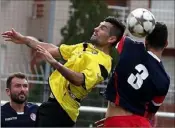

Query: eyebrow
[13,83,29,86]
[100,24,108,30]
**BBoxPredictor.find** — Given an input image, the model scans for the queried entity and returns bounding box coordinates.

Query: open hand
[2,28,26,44]
[36,45,56,64]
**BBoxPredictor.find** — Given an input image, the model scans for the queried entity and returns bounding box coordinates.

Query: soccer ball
[127,8,156,38]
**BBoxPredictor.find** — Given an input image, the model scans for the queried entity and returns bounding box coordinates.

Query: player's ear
[162,41,168,51]
[6,88,10,96]
[145,40,148,45]
[108,36,117,44]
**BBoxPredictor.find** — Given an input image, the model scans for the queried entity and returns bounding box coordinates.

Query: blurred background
[0,0,174,127]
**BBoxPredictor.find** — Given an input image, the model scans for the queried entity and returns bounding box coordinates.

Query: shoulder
[96,49,112,70]
[124,36,144,46]
[1,102,14,117]
[25,103,39,110]
[60,42,84,48]
[26,102,39,107]
[150,62,170,95]
[117,36,144,54]
[159,69,170,91]
[97,52,112,79]
[1,102,10,111]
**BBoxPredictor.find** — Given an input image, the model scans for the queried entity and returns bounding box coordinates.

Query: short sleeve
[59,44,80,60]
[81,61,109,91]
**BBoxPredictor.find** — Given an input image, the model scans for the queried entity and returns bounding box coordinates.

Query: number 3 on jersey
[127,64,149,90]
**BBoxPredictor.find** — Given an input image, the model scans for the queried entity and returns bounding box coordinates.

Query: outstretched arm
[36,45,84,86]
[2,28,60,58]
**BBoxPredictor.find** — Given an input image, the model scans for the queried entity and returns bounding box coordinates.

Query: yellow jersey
[49,42,112,122]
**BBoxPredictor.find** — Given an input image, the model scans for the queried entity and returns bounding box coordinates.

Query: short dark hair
[104,16,126,46]
[146,22,168,49]
[6,72,28,88]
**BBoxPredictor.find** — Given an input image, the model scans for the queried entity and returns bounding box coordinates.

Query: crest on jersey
[30,113,36,121]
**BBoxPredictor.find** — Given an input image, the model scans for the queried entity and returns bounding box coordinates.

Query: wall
[52,0,71,45]
[1,1,34,100]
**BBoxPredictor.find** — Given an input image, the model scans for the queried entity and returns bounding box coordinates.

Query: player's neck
[145,43,163,60]
[148,49,162,60]
[10,101,25,112]
[95,45,111,55]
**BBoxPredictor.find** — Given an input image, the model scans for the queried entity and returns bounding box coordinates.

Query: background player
[1,72,38,127]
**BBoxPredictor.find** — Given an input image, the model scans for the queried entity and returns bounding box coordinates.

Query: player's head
[6,72,29,104]
[90,16,125,47]
[145,22,168,50]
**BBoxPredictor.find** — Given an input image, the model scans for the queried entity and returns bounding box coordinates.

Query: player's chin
[90,38,99,45]
[90,35,97,41]
[18,98,27,103]
[14,98,27,104]
[18,95,27,101]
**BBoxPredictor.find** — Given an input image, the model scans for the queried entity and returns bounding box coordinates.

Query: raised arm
[2,28,61,58]
[36,45,84,86]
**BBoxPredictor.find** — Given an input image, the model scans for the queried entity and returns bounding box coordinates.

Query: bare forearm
[24,36,56,50]
[24,36,60,58]
[50,59,84,86]
[35,44,83,86]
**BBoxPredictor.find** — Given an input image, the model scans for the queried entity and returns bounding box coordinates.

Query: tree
[61,0,111,45]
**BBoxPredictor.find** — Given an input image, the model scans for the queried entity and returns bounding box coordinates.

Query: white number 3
[127,64,149,90]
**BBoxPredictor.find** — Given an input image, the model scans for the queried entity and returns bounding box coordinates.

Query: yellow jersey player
[2,16,125,127]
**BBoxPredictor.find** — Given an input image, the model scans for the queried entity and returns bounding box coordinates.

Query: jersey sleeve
[81,60,110,91]
[144,95,166,120]
[148,96,166,113]
[59,43,80,60]
[145,90,169,119]
[147,77,170,113]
